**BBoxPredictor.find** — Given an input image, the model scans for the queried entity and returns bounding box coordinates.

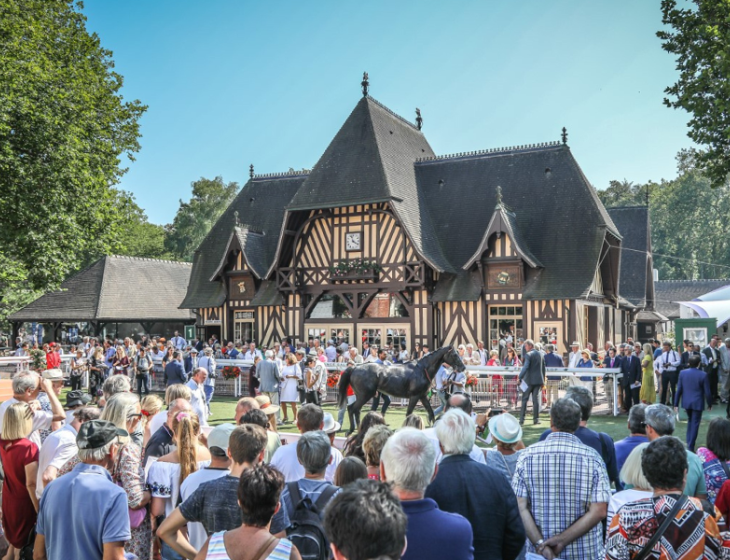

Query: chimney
[653,269,659,282]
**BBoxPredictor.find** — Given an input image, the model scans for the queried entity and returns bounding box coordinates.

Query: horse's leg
[347,393,373,434]
[420,394,436,426]
[406,396,420,417]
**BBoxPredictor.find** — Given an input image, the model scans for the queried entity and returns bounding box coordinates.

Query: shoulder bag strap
[250,535,277,560]
[634,495,688,560]
[314,484,339,510]
[720,461,730,481]
[287,481,303,506]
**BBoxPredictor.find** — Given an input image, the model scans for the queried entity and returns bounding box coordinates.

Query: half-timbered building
[181,81,645,355]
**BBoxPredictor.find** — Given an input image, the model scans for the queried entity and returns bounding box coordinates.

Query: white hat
[487,412,522,445]
[207,423,235,453]
[42,368,64,381]
[571,341,580,347]
[322,412,341,434]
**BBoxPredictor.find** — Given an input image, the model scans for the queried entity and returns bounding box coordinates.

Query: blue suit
[620,355,641,411]
[675,367,712,452]
[165,360,187,386]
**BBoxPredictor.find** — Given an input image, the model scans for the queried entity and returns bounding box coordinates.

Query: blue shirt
[614,435,650,475]
[401,498,474,560]
[37,463,130,560]
[653,347,663,359]
[269,478,340,535]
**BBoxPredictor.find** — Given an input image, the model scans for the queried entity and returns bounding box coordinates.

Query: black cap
[77,420,128,450]
[66,390,92,408]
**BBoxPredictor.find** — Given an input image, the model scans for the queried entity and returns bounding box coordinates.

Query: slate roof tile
[607,206,653,308]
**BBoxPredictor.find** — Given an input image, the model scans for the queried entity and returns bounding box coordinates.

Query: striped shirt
[205,532,292,559]
[512,431,611,559]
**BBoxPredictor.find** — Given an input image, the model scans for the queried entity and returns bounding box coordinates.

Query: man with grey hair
[513,398,610,559]
[255,349,281,419]
[101,373,131,402]
[643,403,707,499]
[426,409,525,560]
[34,420,130,560]
[382,428,474,560]
[270,430,340,536]
[186,367,209,426]
[0,371,65,447]
[518,339,545,426]
[613,403,649,475]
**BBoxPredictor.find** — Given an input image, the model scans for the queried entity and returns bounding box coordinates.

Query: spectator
[270,431,340,536]
[424,394,488,465]
[36,369,65,443]
[643,404,707,499]
[183,347,199,377]
[35,420,131,560]
[606,437,729,559]
[324,479,406,560]
[196,464,301,560]
[607,443,652,526]
[233,396,260,423]
[381,427,474,560]
[362,424,392,480]
[101,373,132,402]
[134,347,153,398]
[342,411,386,463]
[187,367,210,427]
[254,350,282,421]
[165,351,187,387]
[0,372,65,448]
[279,353,302,424]
[675,354,712,452]
[513,397,610,559]
[539,385,622,489]
[697,418,730,504]
[655,341,681,406]
[544,344,564,408]
[141,394,164,447]
[270,404,343,483]
[144,398,193,468]
[614,403,649,475]
[0,403,39,558]
[159,424,267,559]
[254,395,279,433]
[241,409,281,463]
[426,409,525,560]
[147,384,192,439]
[333,456,368,487]
[484,412,524,484]
[402,414,424,430]
[640,342,655,403]
[518,339,545,426]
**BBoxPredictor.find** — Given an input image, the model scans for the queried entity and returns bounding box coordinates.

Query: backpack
[285,481,338,560]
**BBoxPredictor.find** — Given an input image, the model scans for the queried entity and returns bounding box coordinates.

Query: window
[308,294,352,319]
[361,293,408,318]
[489,305,523,350]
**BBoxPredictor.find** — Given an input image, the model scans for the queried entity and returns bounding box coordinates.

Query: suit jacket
[165,361,187,386]
[680,351,692,371]
[702,346,720,374]
[425,454,525,560]
[620,354,641,387]
[675,367,712,410]
[519,349,545,386]
[255,359,281,392]
[183,355,198,375]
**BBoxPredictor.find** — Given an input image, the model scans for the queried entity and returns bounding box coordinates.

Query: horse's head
[443,345,466,372]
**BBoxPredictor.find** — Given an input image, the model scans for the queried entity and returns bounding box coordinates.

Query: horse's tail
[337,366,354,409]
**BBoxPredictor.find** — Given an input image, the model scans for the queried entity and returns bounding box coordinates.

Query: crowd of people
[3,330,730,559]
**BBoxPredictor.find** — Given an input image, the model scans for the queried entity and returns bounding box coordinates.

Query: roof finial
[234,210,239,227]
[361,72,369,97]
[496,185,503,205]
[561,127,568,145]
[249,164,254,179]
[645,184,650,206]
[415,108,423,131]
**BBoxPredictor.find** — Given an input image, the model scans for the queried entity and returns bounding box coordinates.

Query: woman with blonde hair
[362,424,393,480]
[401,414,424,430]
[141,394,164,447]
[101,392,152,559]
[279,353,301,424]
[640,342,655,404]
[147,383,192,438]
[0,403,39,559]
[607,442,653,525]
[148,411,211,560]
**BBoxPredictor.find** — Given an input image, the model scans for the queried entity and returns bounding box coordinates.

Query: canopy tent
[696,284,730,302]
[678,281,730,328]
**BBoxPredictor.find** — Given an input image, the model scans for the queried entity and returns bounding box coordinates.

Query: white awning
[678,300,730,328]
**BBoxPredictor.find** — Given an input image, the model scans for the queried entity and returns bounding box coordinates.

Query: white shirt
[0,397,53,448]
[244,350,261,362]
[325,346,338,363]
[568,351,581,369]
[654,349,681,373]
[186,379,209,426]
[422,427,487,465]
[269,440,343,483]
[607,489,653,526]
[148,410,167,439]
[180,466,230,549]
[171,336,187,350]
[36,422,78,498]
[477,349,488,366]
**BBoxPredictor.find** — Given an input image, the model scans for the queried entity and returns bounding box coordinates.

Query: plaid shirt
[512,431,611,559]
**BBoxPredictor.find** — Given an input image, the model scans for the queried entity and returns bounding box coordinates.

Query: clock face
[345,232,361,251]
[496,271,511,285]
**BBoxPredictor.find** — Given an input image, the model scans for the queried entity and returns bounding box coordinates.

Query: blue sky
[84,0,691,226]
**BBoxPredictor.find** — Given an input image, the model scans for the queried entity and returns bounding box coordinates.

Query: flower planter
[328,271,379,283]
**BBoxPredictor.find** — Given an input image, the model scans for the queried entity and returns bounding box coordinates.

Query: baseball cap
[77,420,128,450]
[42,368,64,381]
[207,423,235,453]
[66,390,92,408]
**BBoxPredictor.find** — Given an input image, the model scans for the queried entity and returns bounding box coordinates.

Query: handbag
[634,495,688,560]
[19,525,36,560]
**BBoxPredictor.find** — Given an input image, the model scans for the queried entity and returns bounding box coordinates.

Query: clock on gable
[345,232,361,252]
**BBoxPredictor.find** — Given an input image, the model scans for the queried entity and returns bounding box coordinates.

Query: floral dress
[112,443,152,559]
[697,447,730,505]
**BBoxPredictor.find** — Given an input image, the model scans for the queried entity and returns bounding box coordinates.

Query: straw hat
[254,395,280,415]
[487,412,522,445]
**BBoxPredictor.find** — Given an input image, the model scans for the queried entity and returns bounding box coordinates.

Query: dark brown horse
[337,345,465,427]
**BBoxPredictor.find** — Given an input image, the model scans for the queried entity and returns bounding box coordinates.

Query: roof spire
[561,127,568,145]
[415,108,423,131]
[645,184,650,206]
[234,210,239,227]
[249,164,254,179]
[496,185,503,206]
[361,72,369,97]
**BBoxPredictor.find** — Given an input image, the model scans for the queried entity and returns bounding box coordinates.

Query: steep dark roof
[655,279,730,319]
[9,256,194,322]
[249,281,285,306]
[415,144,620,299]
[607,206,653,308]
[432,271,483,302]
[286,96,451,271]
[180,173,306,310]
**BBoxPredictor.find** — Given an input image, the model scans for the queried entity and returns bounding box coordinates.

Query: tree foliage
[658,0,730,187]
[598,151,730,281]
[0,0,146,295]
[112,190,172,261]
[165,177,240,261]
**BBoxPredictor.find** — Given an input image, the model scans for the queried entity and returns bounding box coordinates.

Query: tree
[596,180,647,208]
[113,190,172,260]
[165,177,240,261]
[0,1,146,295]
[658,0,730,187]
